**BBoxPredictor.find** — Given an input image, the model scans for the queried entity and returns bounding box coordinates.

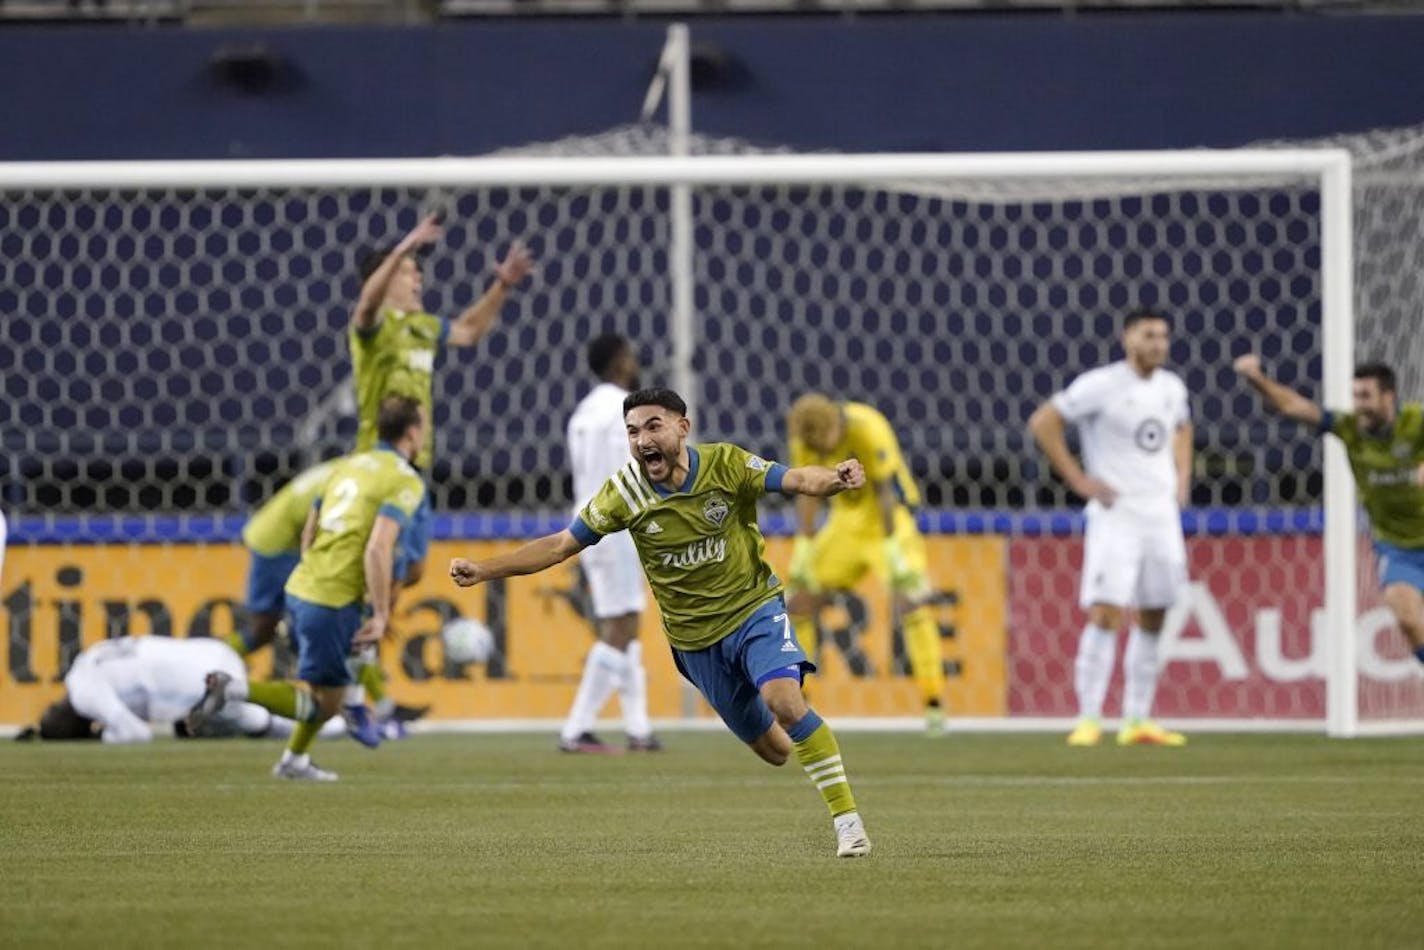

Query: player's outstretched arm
[350,214,443,333]
[446,241,536,348]
[781,460,866,498]
[1027,401,1118,506]
[1232,354,1324,426]
[450,529,584,588]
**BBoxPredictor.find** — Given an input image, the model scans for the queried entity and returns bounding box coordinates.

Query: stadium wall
[2,14,1424,160]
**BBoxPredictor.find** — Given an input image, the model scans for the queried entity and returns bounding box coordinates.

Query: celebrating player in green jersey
[450,388,873,857]
[232,459,339,657]
[196,396,428,782]
[350,213,534,584]
[1235,355,1424,666]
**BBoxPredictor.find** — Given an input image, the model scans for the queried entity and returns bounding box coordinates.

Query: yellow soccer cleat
[1066,719,1102,747]
[1116,720,1187,747]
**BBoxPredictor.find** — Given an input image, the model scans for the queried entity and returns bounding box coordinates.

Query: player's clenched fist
[1233,353,1263,381]
[835,459,865,490]
[449,558,483,588]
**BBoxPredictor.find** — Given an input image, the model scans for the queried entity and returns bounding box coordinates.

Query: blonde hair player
[785,394,947,735]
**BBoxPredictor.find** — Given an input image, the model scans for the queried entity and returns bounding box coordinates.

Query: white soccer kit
[1052,361,1191,609]
[568,382,646,619]
[64,636,250,744]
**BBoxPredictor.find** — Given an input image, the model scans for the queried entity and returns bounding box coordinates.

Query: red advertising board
[1008,536,1418,719]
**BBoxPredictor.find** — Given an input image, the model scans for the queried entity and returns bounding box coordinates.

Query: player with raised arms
[350,213,533,586]
[1234,355,1424,667]
[345,214,533,734]
[1029,308,1193,748]
[450,388,873,857]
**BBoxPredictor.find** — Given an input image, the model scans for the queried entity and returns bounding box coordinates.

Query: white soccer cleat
[833,811,872,858]
[271,757,338,782]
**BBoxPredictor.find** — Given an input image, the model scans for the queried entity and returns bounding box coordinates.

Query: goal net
[0,125,1414,736]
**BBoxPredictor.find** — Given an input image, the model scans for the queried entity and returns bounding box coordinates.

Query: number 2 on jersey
[319,477,360,534]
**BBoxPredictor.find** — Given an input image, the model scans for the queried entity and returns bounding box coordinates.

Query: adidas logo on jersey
[780,641,799,653]
[644,521,664,535]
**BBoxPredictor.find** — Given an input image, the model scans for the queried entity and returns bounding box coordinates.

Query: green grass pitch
[3,732,1421,949]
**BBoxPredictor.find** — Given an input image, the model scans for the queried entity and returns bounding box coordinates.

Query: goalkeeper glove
[790,535,820,593]
[883,536,925,594]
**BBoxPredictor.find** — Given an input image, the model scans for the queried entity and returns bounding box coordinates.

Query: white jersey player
[30,636,338,744]
[1029,308,1193,748]
[558,333,659,753]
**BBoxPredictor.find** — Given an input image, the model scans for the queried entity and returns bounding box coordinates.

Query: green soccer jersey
[571,443,790,651]
[285,448,426,608]
[241,460,339,557]
[1325,403,1424,548]
[351,306,448,469]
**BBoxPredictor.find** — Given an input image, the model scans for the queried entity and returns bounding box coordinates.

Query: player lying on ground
[17,636,340,744]
[1235,355,1424,666]
[451,388,873,857]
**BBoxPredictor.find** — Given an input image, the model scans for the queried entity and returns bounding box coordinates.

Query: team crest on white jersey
[702,494,730,527]
[1134,418,1167,453]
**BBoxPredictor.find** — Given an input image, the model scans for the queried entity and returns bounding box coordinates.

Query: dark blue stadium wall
[1,13,1423,160]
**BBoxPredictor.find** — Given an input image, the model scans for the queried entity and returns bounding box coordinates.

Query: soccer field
[3,732,1420,949]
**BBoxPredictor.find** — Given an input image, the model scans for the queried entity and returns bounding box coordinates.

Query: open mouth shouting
[638,444,669,482]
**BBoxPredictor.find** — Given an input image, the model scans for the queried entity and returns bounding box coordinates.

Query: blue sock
[1413,645,1424,665]
[786,709,824,744]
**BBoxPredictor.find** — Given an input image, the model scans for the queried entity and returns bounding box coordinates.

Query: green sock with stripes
[287,720,323,756]
[247,682,319,723]
[789,710,858,818]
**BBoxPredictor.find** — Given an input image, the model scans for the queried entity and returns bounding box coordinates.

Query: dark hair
[1123,307,1170,331]
[624,387,687,417]
[1354,362,1397,393]
[588,333,630,379]
[358,246,426,283]
[377,395,423,442]
[38,698,97,741]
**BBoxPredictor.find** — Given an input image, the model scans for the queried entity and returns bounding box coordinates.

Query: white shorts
[579,530,646,620]
[1079,502,1188,610]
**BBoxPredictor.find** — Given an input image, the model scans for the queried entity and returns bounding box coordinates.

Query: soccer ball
[442,617,495,664]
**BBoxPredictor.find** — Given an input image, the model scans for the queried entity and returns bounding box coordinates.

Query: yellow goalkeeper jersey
[789,401,921,521]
